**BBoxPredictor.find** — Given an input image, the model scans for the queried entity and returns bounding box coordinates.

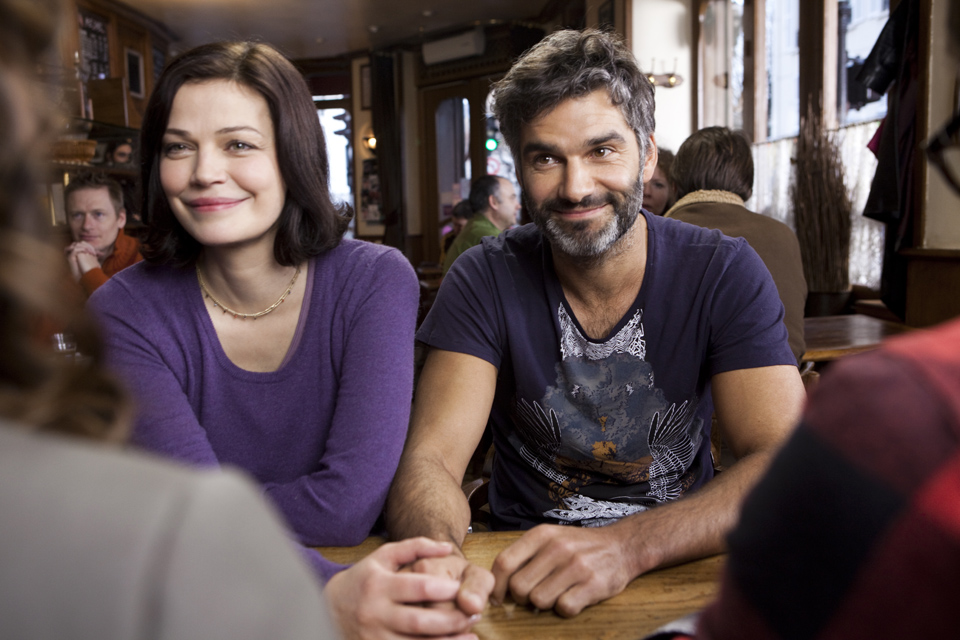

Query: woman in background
[643,146,677,215]
[89,42,418,579]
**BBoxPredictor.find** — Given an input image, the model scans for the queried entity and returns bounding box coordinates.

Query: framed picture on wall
[360,158,383,223]
[126,48,145,98]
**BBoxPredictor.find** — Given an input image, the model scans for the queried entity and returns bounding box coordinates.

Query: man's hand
[65,242,99,280]
[407,551,495,616]
[325,537,483,640]
[490,524,636,617]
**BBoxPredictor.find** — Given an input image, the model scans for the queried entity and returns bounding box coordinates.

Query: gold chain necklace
[196,264,301,320]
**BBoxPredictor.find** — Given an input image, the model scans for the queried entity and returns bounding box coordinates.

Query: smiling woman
[159,80,288,261]
[86,40,422,594]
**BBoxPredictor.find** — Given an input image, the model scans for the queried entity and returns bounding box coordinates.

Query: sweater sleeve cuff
[301,545,349,584]
[79,268,109,296]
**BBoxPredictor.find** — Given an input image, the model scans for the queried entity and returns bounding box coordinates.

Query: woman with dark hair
[642,147,677,215]
[89,42,420,580]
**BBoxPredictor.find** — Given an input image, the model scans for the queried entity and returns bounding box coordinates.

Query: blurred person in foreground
[63,172,143,296]
[388,28,804,618]
[0,2,481,639]
[642,146,676,215]
[644,4,960,639]
[665,127,806,363]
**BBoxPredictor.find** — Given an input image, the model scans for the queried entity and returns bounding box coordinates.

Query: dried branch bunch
[791,99,852,292]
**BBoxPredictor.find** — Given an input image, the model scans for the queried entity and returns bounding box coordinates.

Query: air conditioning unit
[422,27,485,65]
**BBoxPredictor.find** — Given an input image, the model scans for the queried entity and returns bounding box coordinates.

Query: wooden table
[802,314,912,362]
[318,532,724,639]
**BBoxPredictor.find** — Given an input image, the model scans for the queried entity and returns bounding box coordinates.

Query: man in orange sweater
[64,173,142,296]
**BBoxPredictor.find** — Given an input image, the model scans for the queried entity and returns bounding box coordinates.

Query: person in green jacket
[442,174,520,275]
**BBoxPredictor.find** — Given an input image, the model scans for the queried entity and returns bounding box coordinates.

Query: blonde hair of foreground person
[0,0,129,441]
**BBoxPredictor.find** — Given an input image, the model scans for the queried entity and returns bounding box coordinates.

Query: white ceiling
[126,0,552,59]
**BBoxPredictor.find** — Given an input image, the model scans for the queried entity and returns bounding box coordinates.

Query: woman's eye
[229,141,254,151]
[163,143,188,156]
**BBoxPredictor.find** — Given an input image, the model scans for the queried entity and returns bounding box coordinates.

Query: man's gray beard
[529,177,644,260]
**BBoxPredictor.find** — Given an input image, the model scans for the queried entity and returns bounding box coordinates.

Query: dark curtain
[370,51,405,253]
[859,0,919,320]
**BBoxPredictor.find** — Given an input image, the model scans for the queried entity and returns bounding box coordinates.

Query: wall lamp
[644,58,684,88]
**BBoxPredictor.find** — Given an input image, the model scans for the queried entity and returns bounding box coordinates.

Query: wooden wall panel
[905,250,960,327]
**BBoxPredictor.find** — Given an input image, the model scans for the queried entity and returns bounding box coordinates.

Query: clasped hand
[325,537,487,640]
[491,524,634,617]
[409,524,634,619]
[64,242,100,281]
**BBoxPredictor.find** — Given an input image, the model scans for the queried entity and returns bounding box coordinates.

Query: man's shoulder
[482,223,543,254]
[648,210,749,267]
[671,202,797,243]
[457,216,501,245]
[453,223,545,272]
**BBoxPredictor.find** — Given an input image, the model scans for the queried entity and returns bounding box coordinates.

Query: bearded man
[387,29,804,618]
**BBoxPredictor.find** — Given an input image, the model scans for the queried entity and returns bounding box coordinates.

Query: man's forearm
[386,452,473,548]
[616,449,776,578]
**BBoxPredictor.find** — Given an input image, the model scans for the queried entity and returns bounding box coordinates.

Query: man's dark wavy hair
[491,29,656,165]
[139,41,352,267]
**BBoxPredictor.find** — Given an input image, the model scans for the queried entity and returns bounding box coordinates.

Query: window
[315,96,354,237]
[766,0,800,139]
[699,0,800,140]
[839,0,889,125]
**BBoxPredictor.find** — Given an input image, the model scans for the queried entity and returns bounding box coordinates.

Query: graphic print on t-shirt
[511,304,703,527]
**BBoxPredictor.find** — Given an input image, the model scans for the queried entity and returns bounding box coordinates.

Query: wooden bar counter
[802,314,912,362]
[318,531,724,639]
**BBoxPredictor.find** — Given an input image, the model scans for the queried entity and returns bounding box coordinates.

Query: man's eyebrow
[521,140,560,157]
[585,132,628,147]
[521,131,630,157]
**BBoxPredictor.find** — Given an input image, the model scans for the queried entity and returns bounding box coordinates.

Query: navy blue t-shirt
[418,211,795,530]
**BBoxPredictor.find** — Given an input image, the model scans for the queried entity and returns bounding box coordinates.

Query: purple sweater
[89,240,418,581]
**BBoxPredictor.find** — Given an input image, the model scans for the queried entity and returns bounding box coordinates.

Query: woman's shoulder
[330,238,406,261]
[310,240,418,316]
[321,239,416,282]
[89,261,194,314]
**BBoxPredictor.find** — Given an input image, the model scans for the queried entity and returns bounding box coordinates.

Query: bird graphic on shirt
[647,400,700,503]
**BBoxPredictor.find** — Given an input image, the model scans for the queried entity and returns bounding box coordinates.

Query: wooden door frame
[418,78,493,264]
